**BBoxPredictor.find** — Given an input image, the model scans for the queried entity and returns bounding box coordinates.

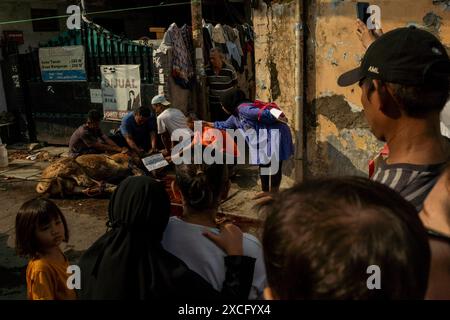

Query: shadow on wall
[308,95,369,131]
[305,94,381,178]
[305,139,368,178]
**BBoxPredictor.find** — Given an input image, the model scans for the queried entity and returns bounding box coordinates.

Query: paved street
[0,147,283,299]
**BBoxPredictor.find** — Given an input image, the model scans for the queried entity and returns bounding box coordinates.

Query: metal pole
[80,0,86,15]
[191,0,208,119]
[294,0,306,183]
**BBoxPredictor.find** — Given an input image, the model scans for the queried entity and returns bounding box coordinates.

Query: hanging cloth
[212,24,227,44]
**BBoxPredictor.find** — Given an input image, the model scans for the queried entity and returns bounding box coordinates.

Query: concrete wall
[0,1,68,113]
[253,0,450,181]
[253,0,300,186]
[0,0,67,57]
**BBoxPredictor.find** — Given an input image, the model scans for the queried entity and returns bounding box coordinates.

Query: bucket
[0,144,8,167]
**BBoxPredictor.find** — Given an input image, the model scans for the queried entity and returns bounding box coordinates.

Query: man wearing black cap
[338,26,450,211]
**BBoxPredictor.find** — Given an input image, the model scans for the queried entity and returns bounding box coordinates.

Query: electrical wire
[0,2,191,26]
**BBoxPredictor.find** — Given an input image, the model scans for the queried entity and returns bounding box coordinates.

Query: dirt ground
[0,148,275,299]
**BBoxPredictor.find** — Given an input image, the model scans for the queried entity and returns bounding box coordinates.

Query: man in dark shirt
[114,106,157,157]
[69,110,125,158]
[338,26,450,211]
[206,48,238,121]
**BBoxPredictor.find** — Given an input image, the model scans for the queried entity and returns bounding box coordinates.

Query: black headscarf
[78,176,256,300]
[78,176,189,299]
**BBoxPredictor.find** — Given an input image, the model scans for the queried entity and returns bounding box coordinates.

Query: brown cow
[36,153,145,197]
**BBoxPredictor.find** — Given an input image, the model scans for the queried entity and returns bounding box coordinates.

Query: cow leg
[56,177,65,198]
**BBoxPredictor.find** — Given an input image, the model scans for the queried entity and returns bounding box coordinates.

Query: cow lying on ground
[36,153,145,197]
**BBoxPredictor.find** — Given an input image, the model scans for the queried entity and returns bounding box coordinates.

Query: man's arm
[81,132,122,154]
[124,135,144,154]
[213,116,238,130]
[102,135,127,153]
[161,131,172,154]
[90,141,122,154]
[157,116,172,155]
[356,19,383,49]
[149,131,158,153]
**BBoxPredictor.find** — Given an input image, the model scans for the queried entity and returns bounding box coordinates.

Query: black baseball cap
[338,26,450,87]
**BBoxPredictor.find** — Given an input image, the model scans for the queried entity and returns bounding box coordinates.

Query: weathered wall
[0,1,67,57]
[253,0,300,186]
[0,1,67,113]
[307,0,450,178]
[253,0,450,181]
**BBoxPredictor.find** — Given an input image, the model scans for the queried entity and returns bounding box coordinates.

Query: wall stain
[423,12,442,32]
[267,58,281,100]
[306,95,368,130]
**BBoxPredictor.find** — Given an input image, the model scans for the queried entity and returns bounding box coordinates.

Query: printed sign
[89,89,102,104]
[3,31,24,44]
[100,65,141,120]
[39,45,86,81]
[141,153,169,172]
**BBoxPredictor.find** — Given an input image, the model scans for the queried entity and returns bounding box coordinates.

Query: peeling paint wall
[253,0,300,185]
[307,0,450,178]
[253,0,450,180]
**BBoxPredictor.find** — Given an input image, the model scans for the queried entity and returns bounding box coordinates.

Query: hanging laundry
[203,27,214,63]
[233,28,244,57]
[162,23,194,88]
[203,21,214,39]
[154,45,190,112]
[212,24,227,44]
[223,25,237,42]
[181,24,195,60]
[226,41,242,68]
[243,23,255,42]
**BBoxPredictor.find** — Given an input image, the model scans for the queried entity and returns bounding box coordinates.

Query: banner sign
[39,45,86,81]
[3,30,24,44]
[100,65,141,120]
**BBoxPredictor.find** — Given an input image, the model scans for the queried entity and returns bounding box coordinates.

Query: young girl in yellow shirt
[15,198,76,300]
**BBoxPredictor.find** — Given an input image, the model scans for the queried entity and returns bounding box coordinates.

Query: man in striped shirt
[338,26,450,211]
[206,48,238,121]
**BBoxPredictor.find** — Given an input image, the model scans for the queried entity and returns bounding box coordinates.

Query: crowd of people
[13,22,450,300]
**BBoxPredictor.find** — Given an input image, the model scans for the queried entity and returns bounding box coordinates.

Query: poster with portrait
[100,65,141,120]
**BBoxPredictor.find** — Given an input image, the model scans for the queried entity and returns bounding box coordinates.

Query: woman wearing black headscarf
[77,176,255,299]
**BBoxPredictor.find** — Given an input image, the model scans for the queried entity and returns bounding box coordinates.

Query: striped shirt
[372,159,447,212]
[206,63,237,120]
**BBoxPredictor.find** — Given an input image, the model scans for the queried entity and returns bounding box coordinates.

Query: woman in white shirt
[162,163,266,299]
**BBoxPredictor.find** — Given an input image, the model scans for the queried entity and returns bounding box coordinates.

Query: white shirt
[157,107,187,136]
[162,216,266,299]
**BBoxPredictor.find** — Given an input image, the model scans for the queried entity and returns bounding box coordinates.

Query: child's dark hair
[262,176,430,300]
[15,198,69,258]
[175,164,228,211]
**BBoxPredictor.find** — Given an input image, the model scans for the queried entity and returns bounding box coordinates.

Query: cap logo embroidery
[368,66,379,74]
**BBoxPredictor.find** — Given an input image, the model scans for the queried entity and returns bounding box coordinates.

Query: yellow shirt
[26,254,77,300]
